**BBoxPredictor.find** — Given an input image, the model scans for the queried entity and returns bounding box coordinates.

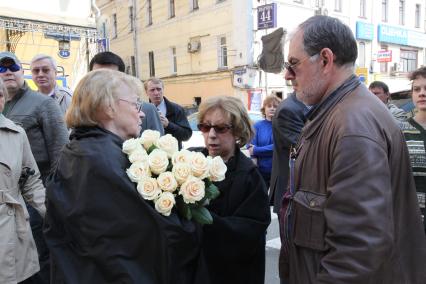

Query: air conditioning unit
[187,40,201,53]
[314,7,328,16]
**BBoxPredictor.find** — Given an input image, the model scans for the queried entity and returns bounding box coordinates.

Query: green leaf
[205,183,220,200]
[176,197,192,220]
[147,144,157,153]
[191,207,213,225]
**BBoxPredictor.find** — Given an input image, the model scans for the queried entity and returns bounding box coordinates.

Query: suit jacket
[141,102,164,135]
[163,97,192,149]
[269,93,307,213]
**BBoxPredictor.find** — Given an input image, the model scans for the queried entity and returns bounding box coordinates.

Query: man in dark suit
[144,77,192,149]
[269,92,308,213]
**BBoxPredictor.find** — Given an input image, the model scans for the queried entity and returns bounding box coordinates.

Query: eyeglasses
[118,98,143,112]
[31,67,53,74]
[197,123,233,134]
[283,54,317,76]
[0,64,21,73]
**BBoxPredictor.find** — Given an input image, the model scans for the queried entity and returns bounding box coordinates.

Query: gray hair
[30,54,57,70]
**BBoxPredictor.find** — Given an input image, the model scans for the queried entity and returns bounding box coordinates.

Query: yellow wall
[99,0,237,106]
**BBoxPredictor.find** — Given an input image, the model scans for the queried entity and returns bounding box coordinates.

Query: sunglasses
[0,63,21,73]
[283,54,318,76]
[197,123,233,134]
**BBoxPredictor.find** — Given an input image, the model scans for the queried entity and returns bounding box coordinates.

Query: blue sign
[356,21,374,40]
[378,24,426,48]
[257,3,277,30]
[58,50,70,58]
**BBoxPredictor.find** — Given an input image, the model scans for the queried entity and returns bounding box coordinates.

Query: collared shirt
[157,99,167,116]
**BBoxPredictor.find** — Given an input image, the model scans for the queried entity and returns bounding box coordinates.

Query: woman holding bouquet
[196,96,271,284]
[44,69,204,284]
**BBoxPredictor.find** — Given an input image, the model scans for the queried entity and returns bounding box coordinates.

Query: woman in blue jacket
[248,95,281,189]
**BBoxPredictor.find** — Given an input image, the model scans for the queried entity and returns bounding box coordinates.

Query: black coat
[44,126,203,284]
[163,97,192,149]
[201,147,271,284]
[269,93,307,213]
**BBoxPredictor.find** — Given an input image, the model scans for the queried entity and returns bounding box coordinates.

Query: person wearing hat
[0,51,69,284]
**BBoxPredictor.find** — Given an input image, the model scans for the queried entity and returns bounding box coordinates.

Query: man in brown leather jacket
[279,15,426,284]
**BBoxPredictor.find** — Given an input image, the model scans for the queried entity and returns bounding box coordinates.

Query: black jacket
[200,147,271,284]
[163,97,192,149]
[269,93,307,213]
[44,126,203,284]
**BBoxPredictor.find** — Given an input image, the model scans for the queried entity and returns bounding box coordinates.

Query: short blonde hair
[143,77,164,91]
[0,77,8,101]
[261,95,281,117]
[197,96,254,147]
[66,69,144,128]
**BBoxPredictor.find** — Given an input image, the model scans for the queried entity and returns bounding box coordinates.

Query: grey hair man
[0,51,69,284]
[368,80,407,121]
[279,15,426,284]
[30,54,73,115]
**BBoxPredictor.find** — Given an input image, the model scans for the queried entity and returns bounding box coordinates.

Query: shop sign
[377,50,392,62]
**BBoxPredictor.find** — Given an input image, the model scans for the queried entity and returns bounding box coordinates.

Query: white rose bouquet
[122,131,225,224]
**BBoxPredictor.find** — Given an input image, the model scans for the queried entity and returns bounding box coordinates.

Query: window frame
[218,36,228,69]
[148,51,155,77]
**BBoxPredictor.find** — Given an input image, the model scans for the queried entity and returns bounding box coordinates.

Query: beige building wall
[99,0,240,107]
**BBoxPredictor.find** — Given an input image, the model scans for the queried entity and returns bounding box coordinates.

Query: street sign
[257,3,277,30]
[58,50,70,58]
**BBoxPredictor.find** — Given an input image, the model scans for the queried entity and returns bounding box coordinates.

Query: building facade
[98,0,426,109]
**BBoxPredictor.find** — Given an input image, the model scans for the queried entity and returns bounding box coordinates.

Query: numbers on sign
[260,9,271,22]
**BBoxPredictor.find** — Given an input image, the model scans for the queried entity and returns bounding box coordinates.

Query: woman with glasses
[44,69,204,283]
[195,96,271,284]
[248,95,281,189]
[0,78,46,284]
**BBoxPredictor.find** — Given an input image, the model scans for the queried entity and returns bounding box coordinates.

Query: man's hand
[248,144,254,155]
[159,112,169,128]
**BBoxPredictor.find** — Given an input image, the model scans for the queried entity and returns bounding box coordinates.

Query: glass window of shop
[400,50,417,73]
[380,45,388,73]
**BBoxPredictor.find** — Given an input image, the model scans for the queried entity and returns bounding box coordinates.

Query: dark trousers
[24,204,50,284]
[260,171,271,190]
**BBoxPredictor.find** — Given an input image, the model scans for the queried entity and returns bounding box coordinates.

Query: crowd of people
[0,14,425,284]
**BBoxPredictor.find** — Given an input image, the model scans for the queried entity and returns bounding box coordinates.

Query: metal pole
[132,0,139,78]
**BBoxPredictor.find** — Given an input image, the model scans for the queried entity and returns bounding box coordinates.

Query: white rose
[155,192,175,216]
[137,177,161,200]
[122,138,143,155]
[209,156,227,182]
[140,130,161,150]
[126,161,151,182]
[172,162,192,185]
[148,149,169,175]
[155,134,179,158]
[179,176,205,204]
[190,152,211,179]
[128,148,149,163]
[157,172,178,192]
[172,149,194,165]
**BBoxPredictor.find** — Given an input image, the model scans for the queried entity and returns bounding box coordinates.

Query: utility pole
[132,0,139,78]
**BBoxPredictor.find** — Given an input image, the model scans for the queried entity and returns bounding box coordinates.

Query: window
[315,0,324,7]
[399,0,405,25]
[129,6,134,32]
[149,51,155,77]
[415,4,421,28]
[169,0,175,18]
[191,0,199,11]
[400,50,417,72]
[218,36,228,69]
[112,13,117,38]
[359,0,366,18]
[382,0,388,22]
[358,42,366,67]
[171,47,177,74]
[380,45,388,73]
[335,0,342,12]
[147,0,152,26]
